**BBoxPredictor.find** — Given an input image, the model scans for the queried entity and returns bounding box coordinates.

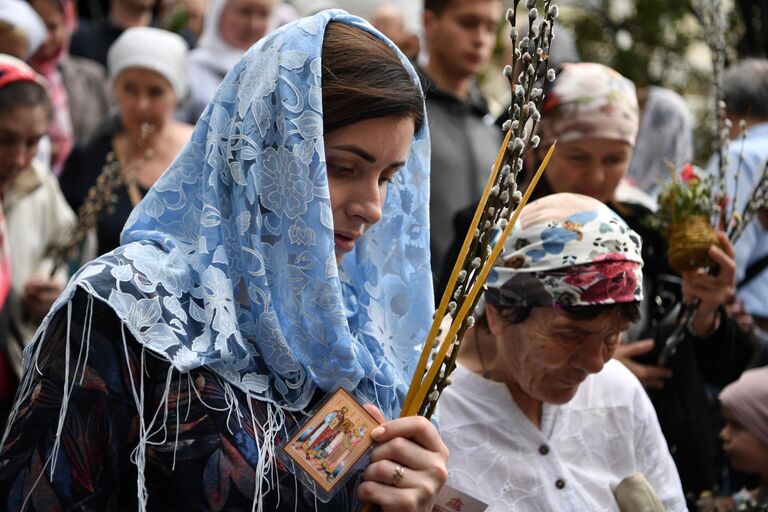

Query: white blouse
[438,360,687,512]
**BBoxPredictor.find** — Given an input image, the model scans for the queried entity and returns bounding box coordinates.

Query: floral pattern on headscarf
[25,10,433,420]
[486,193,643,307]
[539,62,639,147]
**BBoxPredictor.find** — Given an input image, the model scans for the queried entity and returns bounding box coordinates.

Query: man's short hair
[723,58,768,119]
[477,302,641,330]
[424,0,453,15]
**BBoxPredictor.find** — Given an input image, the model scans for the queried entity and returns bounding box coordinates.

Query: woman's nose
[571,340,607,375]
[349,180,383,225]
[588,164,607,185]
[136,95,150,112]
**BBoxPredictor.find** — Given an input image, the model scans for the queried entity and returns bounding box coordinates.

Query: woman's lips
[334,233,356,253]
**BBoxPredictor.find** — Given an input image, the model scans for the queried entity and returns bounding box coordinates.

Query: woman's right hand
[358,405,449,512]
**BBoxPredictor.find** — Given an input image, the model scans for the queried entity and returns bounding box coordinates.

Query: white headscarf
[190,0,247,76]
[108,26,189,100]
[0,0,47,59]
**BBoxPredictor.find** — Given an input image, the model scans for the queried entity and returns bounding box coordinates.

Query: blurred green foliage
[558,0,745,163]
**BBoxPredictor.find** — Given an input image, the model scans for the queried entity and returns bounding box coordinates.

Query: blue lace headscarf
[31,10,433,419]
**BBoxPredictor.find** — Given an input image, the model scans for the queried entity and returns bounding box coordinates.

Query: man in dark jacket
[419,0,503,298]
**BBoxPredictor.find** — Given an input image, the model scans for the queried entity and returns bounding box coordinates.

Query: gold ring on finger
[391,465,405,486]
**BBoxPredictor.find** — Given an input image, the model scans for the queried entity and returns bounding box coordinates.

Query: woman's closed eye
[328,162,356,176]
[604,154,628,165]
[379,166,403,185]
[566,153,589,163]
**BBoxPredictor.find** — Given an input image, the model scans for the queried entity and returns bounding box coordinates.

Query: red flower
[681,163,698,183]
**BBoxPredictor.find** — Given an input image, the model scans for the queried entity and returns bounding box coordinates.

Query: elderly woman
[439,193,687,511]
[526,63,754,502]
[60,27,193,258]
[179,0,277,123]
[0,11,446,511]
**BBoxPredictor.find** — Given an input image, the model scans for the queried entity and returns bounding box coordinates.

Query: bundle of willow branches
[400,0,559,420]
[660,0,768,362]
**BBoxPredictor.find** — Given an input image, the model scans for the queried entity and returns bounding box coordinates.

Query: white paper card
[432,484,489,512]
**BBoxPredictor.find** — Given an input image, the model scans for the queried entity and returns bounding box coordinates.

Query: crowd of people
[0,0,766,510]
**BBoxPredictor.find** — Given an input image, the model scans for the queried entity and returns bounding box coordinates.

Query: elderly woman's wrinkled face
[542,138,632,204]
[114,67,177,134]
[324,115,414,264]
[488,305,628,405]
[219,0,274,51]
[720,406,768,475]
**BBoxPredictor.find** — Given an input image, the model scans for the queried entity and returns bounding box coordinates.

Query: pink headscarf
[720,366,768,445]
[0,57,30,309]
[28,0,76,176]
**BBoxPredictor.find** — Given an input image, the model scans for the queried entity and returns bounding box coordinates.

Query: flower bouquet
[650,164,723,273]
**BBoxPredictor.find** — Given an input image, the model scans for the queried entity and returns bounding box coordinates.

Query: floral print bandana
[539,62,639,147]
[21,10,433,420]
[486,193,643,307]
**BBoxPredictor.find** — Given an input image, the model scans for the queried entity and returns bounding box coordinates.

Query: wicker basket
[666,215,721,273]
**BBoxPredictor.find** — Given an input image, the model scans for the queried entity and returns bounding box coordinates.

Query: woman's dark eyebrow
[331,145,376,163]
[331,145,406,169]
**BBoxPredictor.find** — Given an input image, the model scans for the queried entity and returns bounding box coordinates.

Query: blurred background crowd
[0,0,767,509]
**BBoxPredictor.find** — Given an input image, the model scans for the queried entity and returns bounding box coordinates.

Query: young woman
[0,11,446,511]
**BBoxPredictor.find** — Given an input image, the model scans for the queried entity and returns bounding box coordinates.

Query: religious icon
[283,387,380,494]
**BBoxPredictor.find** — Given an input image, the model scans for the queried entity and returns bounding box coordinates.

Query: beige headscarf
[539,62,639,147]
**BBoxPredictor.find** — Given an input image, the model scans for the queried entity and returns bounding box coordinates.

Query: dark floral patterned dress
[0,290,362,511]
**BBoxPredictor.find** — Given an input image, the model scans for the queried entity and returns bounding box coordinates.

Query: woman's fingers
[370,435,434,470]
[714,231,735,259]
[359,459,446,512]
[363,459,415,488]
[370,415,448,458]
[357,480,424,512]
[708,243,736,282]
[362,403,387,424]
[357,411,448,511]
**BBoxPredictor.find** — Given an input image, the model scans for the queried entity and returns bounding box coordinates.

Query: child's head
[719,367,768,478]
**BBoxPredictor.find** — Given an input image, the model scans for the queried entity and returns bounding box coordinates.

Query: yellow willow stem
[403,142,556,417]
[399,127,513,416]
